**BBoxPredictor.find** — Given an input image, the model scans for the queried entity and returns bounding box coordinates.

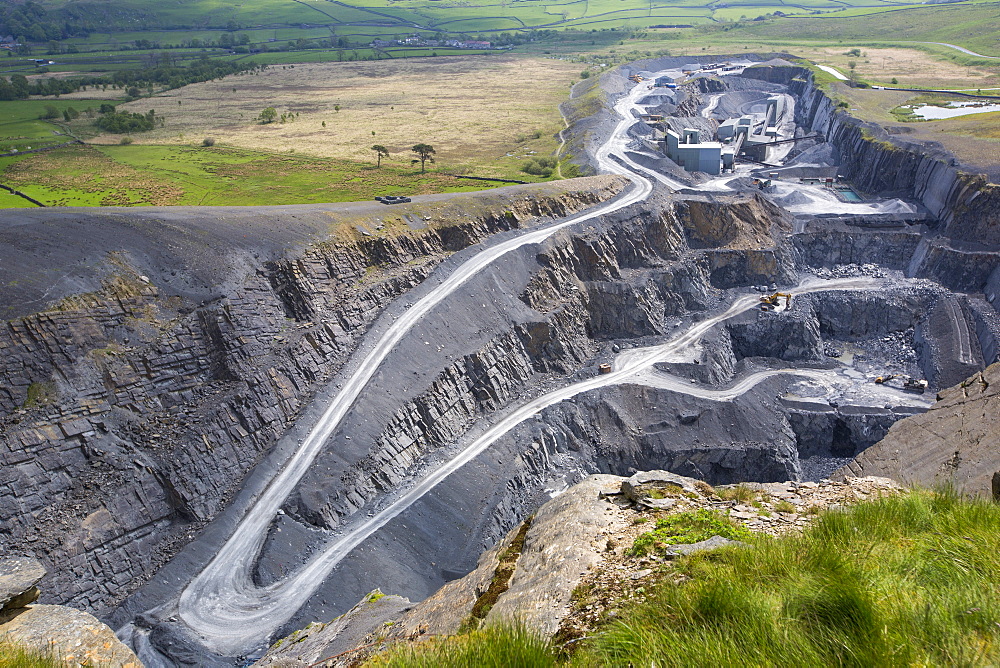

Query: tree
[371,144,389,167]
[411,143,435,172]
[258,106,277,124]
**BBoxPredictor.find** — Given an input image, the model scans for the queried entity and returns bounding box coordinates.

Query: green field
[8,0,991,60]
[3,0,999,208]
[731,1,1000,55]
[0,99,95,153]
[0,143,503,207]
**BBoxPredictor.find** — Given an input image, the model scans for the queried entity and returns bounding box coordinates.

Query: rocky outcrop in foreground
[0,557,140,667]
[254,471,901,666]
[836,361,1000,495]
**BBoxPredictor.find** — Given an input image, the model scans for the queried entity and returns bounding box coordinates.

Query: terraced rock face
[0,178,626,615]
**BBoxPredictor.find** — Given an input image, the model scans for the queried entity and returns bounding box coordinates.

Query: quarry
[2,55,999,666]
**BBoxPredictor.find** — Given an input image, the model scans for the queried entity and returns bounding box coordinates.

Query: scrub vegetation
[627,509,751,556]
[370,490,1000,666]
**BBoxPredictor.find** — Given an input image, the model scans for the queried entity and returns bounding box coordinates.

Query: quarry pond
[2,55,999,667]
[910,100,1000,119]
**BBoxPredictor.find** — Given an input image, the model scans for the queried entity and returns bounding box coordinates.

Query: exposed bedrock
[836,361,1000,496]
[810,290,928,340]
[0,178,628,615]
[539,382,802,485]
[278,196,745,535]
[726,308,823,363]
[793,223,925,271]
[787,409,900,459]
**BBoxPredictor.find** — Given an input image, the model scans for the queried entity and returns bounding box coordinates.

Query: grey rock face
[789,70,1000,247]
[837,362,1000,496]
[0,180,627,614]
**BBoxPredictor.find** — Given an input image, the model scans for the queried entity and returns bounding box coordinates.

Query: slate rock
[664,535,746,559]
[0,604,141,667]
[254,590,412,667]
[621,470,702,504]
[0,557,45,612]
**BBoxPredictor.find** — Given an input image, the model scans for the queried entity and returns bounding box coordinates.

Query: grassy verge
[370,489,1000,666]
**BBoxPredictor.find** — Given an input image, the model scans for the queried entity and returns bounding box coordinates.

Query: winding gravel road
[172,69,920,656]
[176,72,657,655]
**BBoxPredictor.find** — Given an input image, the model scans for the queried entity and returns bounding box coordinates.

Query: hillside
[255,470,1000,666]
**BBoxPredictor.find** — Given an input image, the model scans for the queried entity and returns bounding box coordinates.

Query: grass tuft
[0,642,63,668]
[715,483,760,503]
[369,624,558,668]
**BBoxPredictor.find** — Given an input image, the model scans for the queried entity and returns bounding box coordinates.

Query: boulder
[0,557,45,613]
[0,604,141,667]
[664,535,746,559]
[385,474,628,641]
[621,470,703,505]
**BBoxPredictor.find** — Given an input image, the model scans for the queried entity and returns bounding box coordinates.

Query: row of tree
[0,58,264,100]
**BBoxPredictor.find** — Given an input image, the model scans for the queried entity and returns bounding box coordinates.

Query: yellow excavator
[759,292,792,311]
[873,374,928,393]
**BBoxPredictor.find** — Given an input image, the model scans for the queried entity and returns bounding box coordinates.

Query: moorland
[1,0,998,202]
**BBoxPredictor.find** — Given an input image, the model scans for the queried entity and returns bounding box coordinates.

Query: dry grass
[99,56,583,175]
[807,46,999,90]
[893,114,1000,178]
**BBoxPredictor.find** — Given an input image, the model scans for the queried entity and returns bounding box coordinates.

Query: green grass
[592,489,1000,666]
[369,624,559,668]
[729,2,1000,56]
[627,509,752,556]
[0,99,99,153]
[368,490,1000,667]
[0,642,62,668]
[0,142,495,207]
[19,0,996,61]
